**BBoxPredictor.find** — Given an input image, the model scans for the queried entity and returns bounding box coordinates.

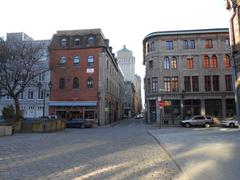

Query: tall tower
[117,45,135,84]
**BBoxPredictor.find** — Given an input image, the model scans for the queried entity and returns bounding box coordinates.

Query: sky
[0,0,230,105]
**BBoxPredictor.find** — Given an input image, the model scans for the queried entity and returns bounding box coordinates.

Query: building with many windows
[117,45,142,116]
[226,0,240,118]
[143,28,236,125]
[0,32,50,118]
[49,29,124,125]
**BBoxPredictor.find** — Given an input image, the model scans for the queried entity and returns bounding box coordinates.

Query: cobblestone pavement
[0,119,188,180]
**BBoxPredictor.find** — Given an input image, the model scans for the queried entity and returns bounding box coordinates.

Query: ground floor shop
[146,97,236,125]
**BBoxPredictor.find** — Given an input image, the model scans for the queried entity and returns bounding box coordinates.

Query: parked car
[220,118,239,128]
[180,115,214,128]
[65,118,92,128]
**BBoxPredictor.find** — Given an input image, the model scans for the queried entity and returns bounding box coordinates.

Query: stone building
[143,28,236,125]
[117,45,142,115]
[117,45,135,83]
[0,33,50,118]
[226,0,240,118]
[49,29,124,125]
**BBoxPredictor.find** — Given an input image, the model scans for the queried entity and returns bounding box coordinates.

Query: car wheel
[81,124,85,128]
[229,123,235,128]
[185,123,191,128]
[204,123,210,128]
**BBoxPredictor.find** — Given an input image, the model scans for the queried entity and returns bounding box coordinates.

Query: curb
[147,130,190,180]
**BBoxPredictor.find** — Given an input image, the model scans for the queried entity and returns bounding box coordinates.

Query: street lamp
[181,90,185,120]
[37,81,52,117]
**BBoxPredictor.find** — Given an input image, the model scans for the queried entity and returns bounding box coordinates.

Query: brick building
[49,29,124,125]
[143,28,236,125]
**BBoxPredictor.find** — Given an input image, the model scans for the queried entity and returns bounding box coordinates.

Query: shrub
[1,105,16,126]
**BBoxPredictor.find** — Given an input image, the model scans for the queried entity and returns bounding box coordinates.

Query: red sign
[159,101,164,107]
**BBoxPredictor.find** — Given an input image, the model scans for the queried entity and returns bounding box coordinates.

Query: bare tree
[0,37,49,129]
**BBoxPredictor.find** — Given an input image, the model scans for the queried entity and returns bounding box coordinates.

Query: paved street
[149,127,240,180]
[0,119,186,180]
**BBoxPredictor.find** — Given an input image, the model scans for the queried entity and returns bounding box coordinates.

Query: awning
[48,101,97,107]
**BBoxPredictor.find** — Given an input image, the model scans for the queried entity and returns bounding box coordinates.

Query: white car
[220,119,239,128]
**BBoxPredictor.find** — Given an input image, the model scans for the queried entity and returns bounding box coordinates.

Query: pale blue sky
[1,0,230,104]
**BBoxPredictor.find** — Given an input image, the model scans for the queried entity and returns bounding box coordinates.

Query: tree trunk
[13,97,22,131]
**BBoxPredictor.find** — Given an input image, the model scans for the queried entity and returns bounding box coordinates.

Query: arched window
[171,56,177,69]
[87,77,94,88]
[73,56,80,64]
[59,78,65,89]
[203,55,210,68]
[87,55,94,66]
[59,56,67,64]
[163,57,170,69]
[60,38,67,47]
[224,54,231,68]
[73,77,79,89]
[211,55,218,68]
[146,42,150,53]
[88,36,94,46]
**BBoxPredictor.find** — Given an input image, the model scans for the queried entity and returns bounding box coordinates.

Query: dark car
[65,118,92,128]
[180,115,214,128]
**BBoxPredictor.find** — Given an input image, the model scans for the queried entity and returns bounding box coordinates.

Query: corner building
[49,29,124,125]
[143,28,236,125]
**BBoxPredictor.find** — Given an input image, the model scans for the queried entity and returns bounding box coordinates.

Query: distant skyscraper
[117,45,135,83]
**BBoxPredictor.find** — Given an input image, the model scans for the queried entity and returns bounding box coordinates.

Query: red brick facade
[48,29,124,124]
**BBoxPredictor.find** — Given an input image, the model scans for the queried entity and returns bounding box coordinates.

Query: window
[213,75,219,91]
[150,41,155,51]
[74,38,81,46]
[73,56,80,64]
[60,38,67,47]
[171,57,177,69]
[225,75,232,91]
[38,72,45,81]
[166,41,173,50]
[204,76,211,91]
[164,77,171,92]
[225,38,230,46]
[189,40,195,49]
[152,77,158,93]
[38,88,44,99]
[203,55,210,68]
[88,36,94,46]
[163,57,170,69]
[149,60,153,69]
[183,40,188,49]
[184,76,191,92]
[146,42,150,53]
[224,55,231,68]
[73,77,79,89]
[28,89,34,99]
[87,77,94,88]
[18,92,24,99]
[205,39,213,48]
[59,56,67,64]
[87,56,94,66]
[171,77,178,92]
[147,78,151,93]
[59,78,65,89]
[186,58,193,69]
[192,76,199,92]
[211,55,218,68]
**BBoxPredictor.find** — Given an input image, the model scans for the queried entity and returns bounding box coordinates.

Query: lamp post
[37,81,52,117]
[158,88,164,128]
[181,90,185,120]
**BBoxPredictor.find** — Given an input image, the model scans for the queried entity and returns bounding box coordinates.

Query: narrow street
[0,118,187,180]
